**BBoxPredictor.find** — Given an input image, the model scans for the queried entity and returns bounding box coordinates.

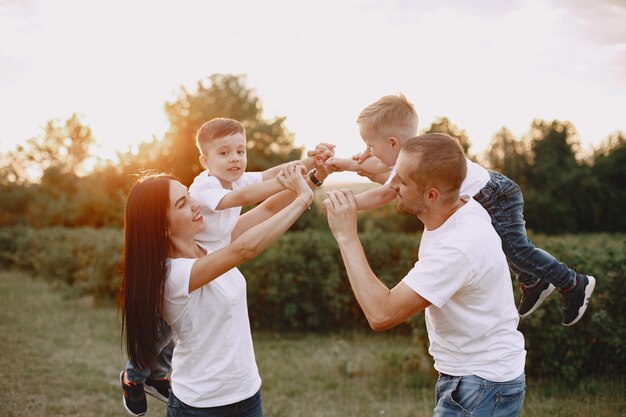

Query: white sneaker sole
[563,275,596,327]
[144,383,169,403]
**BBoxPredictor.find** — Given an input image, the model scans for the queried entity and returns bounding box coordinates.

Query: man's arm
[324,190,431,331]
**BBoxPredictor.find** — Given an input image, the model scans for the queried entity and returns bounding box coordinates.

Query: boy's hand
[307,142,335,162]
[352,148,373,164]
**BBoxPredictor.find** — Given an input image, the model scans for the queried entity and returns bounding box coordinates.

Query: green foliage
[516,233,626,380]
[2,226,623,380]
[2,227,123,301]
[422,116,474,158]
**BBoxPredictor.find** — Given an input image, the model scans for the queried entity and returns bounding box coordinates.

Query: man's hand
[324,190,358,242]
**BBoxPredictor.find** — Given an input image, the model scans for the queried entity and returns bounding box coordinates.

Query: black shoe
[120,370,147,416]
[518,280,555,317]
[144,377,170,403]
[560,274,596,326]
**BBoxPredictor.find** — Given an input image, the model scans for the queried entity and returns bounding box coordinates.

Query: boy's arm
[326,155,391,185]
[353,185,397,211]
[215,178,284,210]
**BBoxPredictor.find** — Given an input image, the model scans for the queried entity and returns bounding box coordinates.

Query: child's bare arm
[353,185,397,211]
[215,178,284,210]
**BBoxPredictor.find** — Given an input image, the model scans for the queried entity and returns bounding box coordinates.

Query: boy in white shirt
[189,117,332,252]
[326,94,595,327]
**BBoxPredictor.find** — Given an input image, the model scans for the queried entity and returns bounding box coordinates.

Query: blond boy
[326,94,595,326]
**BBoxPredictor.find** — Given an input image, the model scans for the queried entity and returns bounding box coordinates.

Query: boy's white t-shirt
[402,198,526,381]
[385,158,490,197]
[189,171,263,252]
[163,251,262,407]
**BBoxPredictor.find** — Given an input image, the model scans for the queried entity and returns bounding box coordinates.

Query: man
[324,133,526,417]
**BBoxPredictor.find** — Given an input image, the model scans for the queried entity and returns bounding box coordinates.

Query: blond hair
[196,118,245,155]
[401,133,467,201]
[357,93,418,136]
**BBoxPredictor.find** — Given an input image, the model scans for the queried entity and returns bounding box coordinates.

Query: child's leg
[473,172,576,289]
[125,361,151,384]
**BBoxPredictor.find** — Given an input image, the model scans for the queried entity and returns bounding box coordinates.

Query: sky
[1,0,625,183]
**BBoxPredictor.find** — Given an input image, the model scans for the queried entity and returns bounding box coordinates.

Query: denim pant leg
[433,373,525,417]
[473,171,576,289]
[167,390,263,417]
[126,318,175,383]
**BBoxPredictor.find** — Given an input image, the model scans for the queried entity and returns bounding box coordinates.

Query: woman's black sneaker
[120,370,147,416]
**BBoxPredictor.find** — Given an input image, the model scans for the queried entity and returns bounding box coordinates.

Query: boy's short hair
[357,93,418,135]
[401,133,467,198]
[196,118,245,155]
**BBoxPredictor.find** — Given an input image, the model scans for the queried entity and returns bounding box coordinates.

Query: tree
[523,119,584,233]
[158,74,302,185]
[0,114,93,184]
[484,127,530,188]
[422,117,473,158]
[589,131,626,231]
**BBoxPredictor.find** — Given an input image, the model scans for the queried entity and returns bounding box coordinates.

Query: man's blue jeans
[473,171,576,289]
[125,318,175,383]
[167,389,263,417]
[434,373,525,417]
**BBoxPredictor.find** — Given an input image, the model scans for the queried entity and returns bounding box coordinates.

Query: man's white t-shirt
[385,158,490,197]
[189,171,263,252]
[402,198,526,382]
[163,251,261,407]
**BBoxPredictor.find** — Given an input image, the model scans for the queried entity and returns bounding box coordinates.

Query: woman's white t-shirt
[163,253,261,407]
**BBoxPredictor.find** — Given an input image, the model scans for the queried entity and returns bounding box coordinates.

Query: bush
[1,226,122,301]
[1,226,623,379]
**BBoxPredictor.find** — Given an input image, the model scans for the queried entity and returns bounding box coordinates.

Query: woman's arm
[188,167,314,292]
[231,157,329,240]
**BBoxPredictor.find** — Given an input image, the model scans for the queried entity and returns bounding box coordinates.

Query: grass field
[1,270,624,417]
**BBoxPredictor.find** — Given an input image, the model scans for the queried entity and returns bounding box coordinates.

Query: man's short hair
[357,93,418,135]
[402,133,467,197]
[196,118,245,155]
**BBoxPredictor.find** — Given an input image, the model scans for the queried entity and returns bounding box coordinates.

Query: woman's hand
[277,162,314,206]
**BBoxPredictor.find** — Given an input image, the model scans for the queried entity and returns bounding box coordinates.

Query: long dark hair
[119,173,176,370]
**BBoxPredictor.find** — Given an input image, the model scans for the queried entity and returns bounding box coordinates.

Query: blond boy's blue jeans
[472,171,576,289]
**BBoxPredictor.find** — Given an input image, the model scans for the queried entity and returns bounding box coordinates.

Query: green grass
[1,270,624,416]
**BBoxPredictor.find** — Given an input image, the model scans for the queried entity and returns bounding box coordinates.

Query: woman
[120,163,320,417]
